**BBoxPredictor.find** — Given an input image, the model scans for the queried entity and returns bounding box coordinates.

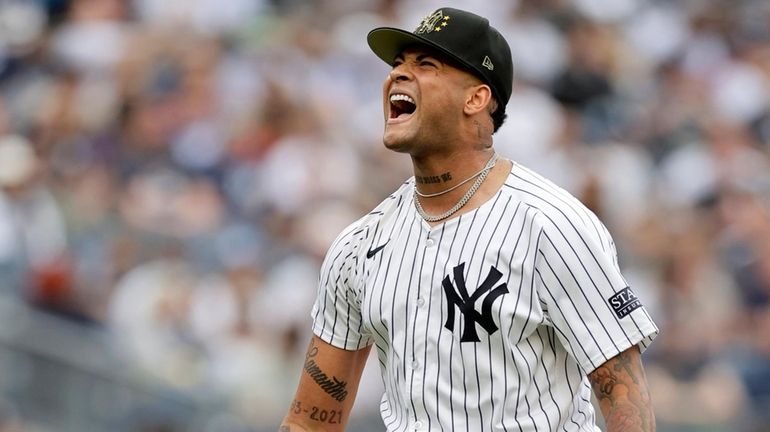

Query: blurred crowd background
[0,0,769,431]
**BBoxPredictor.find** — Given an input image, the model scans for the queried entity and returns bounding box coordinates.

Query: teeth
[390,94,415,105]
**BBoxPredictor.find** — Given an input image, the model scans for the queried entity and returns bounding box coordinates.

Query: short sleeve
[534,213,658,374]
[311,225,373,351]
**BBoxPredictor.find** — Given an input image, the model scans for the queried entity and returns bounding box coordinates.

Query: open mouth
[389,93,416,121]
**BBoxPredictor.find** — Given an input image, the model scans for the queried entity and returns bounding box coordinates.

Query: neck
[412,152,512,225]
[412,149,495,196]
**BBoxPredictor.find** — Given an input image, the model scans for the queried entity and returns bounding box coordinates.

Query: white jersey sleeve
[311,221,373,351]
[533,210,658,374]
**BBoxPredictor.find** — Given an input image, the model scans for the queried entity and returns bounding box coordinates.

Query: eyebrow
[416,53,437,62]
[393,51,441,64]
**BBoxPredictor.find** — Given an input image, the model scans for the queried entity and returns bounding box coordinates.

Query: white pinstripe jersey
[312,162,658,432]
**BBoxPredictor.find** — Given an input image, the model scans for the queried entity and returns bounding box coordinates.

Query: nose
[389,64,412,83]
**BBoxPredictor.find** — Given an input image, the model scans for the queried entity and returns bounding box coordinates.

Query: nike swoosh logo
[366,242,388,259]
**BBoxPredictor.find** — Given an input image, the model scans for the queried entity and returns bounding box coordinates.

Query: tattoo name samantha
[303,341,349,402]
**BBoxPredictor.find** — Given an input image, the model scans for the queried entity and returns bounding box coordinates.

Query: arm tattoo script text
[303,340,349,402]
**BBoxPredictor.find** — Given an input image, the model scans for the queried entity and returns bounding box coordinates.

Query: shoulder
[365,178,414,224]
[501,162,612,246]
[325,180,413,259]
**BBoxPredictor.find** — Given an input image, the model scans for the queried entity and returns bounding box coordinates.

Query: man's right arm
[280,335,372,432]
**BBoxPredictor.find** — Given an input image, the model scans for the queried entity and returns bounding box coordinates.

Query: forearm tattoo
[303,340,349,402]
[588,348,655,432]
[289,399,344,425]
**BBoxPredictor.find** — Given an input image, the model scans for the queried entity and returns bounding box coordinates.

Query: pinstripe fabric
[311,162,658,432]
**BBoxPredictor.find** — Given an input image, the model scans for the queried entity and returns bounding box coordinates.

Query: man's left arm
[588,345,655,432]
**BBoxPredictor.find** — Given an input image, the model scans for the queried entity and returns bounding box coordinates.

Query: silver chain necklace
[413,153,498,222]
[415,157,498,198]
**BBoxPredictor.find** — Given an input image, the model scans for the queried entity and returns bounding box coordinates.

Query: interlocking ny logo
[443,263,509,342]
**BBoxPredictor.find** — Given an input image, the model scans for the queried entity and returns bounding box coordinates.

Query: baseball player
[281,7,658,432]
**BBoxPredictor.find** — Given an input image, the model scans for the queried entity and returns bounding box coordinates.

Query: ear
[463,84,493,116]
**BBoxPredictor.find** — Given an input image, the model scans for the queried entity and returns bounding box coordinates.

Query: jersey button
[411,361,420,370]
[416,297,425,307]
[413,421,423,430]
[426,238,435,247]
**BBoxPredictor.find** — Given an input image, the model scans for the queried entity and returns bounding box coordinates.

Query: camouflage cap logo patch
[415,10,451,34]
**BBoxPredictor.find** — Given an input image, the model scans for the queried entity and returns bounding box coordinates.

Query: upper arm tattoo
[303,339,349,402]
[588,347,655,432]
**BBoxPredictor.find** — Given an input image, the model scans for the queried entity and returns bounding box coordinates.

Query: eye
[420,60,437,68]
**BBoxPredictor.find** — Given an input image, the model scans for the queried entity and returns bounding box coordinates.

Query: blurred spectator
[0,1,768,431]
[0,135,73,316]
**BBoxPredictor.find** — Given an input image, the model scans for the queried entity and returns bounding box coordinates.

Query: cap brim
[367,27,504,105]
[368,27,465,69]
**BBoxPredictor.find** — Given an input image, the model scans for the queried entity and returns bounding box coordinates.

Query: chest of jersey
[359,198,544,359]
